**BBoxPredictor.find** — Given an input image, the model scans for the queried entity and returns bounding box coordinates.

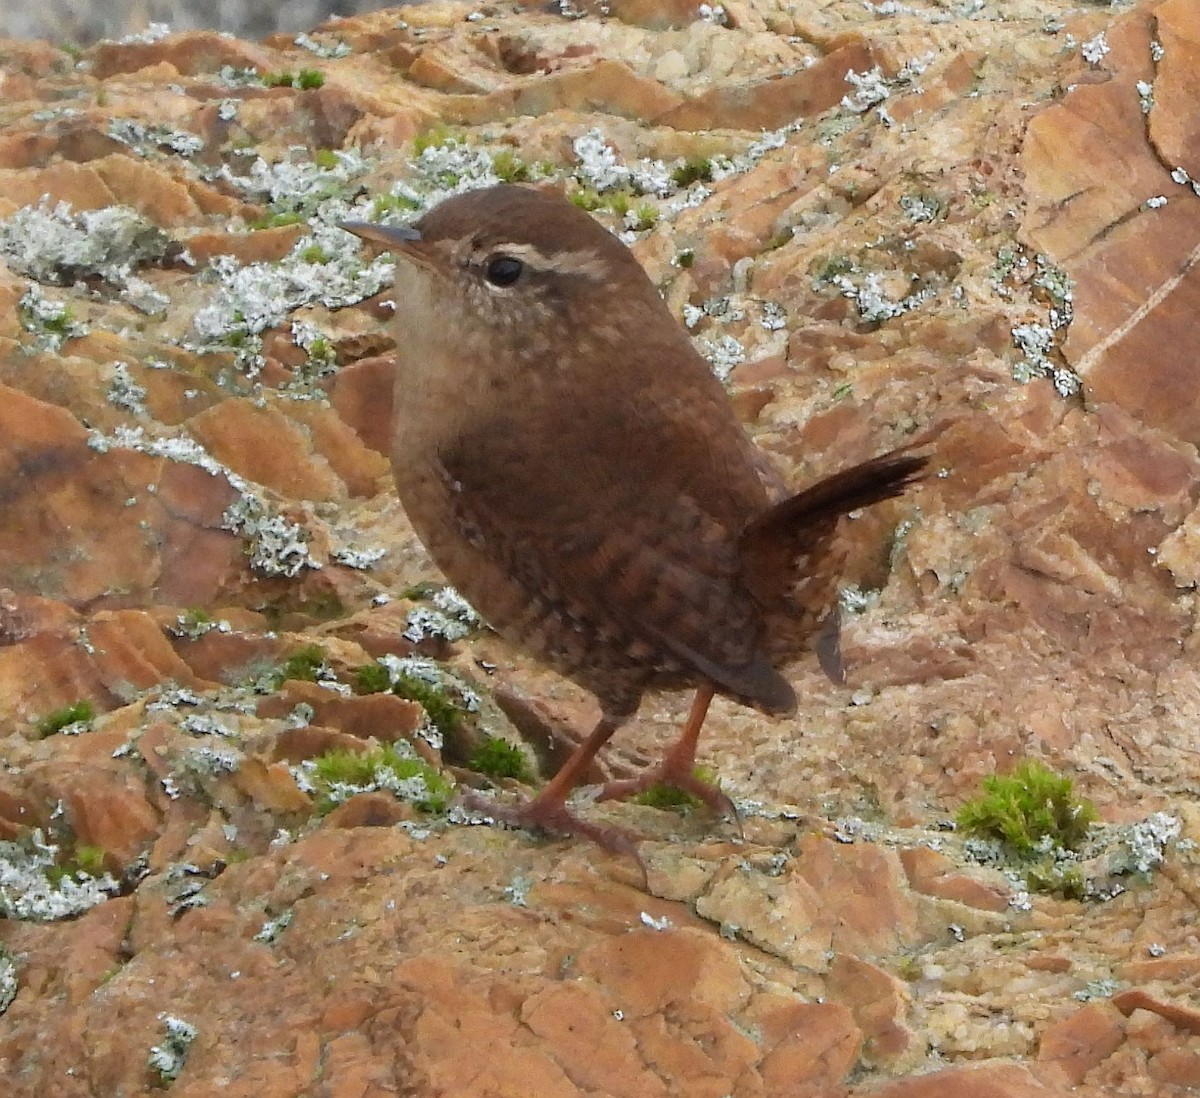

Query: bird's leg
[594,684,737,820]
[458,712,643,862]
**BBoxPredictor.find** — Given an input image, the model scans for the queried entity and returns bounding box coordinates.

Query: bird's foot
[457,787,646,871]
[594,757,739,828]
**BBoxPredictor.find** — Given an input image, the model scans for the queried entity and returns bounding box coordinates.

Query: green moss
[247,210,306,230]
[629,203,658,232]
[412,123,457,155]
[46,844,108,884]
[1026,861,1088,900]
[607,191,631,218]
[569,187,603,211]
[297,68,325,90]
[811,253,856,284]
[469,737,531,782]
[35,700,95,738]
[765,227,794,251]
[491,149,530,183]
[633,766,717,812]
[276,644,327,685]
[313,148,338,170]
[263,70,295,87]
[391,674,461,739]
[300,244,329,264]
[371,193,422,218]
[956,760,1097,856]
[354,661,392,695]
[671,156,714,187]
[310,743,452,814]
[181,607,212,627]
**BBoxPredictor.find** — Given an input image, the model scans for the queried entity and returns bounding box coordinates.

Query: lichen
[148,1014,197,1086]
[304,742,452,815]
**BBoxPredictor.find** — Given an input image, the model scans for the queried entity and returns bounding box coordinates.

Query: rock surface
[1,1,1200,1095]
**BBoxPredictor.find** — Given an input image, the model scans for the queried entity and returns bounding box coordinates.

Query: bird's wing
[435,414,795,713]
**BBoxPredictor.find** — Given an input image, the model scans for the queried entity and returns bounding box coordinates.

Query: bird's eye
[484,255,523,287]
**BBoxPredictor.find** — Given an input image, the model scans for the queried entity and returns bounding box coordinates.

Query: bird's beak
[339,221,422,251]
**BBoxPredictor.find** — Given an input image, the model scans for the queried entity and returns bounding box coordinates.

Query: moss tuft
[35,700,95,738]
[276,644,327,685]
[310,743,452,814]
[632,766,718,812]
[491,149,530,183]
[391,673,462,739]
[957,760,1097,856]
[354,661,392,695]
[671,156,714,187]
[469,737,531,782]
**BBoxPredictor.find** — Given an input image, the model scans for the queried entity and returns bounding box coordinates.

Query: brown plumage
[342,184,926,856]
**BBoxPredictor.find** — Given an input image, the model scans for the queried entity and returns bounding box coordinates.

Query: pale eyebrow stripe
[485,242,609,280]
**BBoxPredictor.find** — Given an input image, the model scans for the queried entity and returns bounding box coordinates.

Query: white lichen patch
[573,129,672,196]
[0,947,17,1016]
[0,199,170,287]
[190,227,392,377]
[148,1014,197,1085]
[831,270,937,324]
[107,362,148,414]
[0,830,119,921]
[17,285,88,352]
[1080,32,1110,66]
[108,117,203,158]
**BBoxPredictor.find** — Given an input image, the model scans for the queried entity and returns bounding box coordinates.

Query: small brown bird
[343,184,925,855]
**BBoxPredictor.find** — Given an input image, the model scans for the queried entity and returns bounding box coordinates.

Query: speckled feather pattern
[375,185,925,721]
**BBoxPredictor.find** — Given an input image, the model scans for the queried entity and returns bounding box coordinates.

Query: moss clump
[391,673,462,739]
[35,700,95,737]
[469,737,531,782]
[412,123,457,155]
[247,210,306,230]
[629,203,658,232]
[276,644,327,685]
[1026,861,1088,901]
[263,69,325,89]
[671,156,714,187]
[675,249,695,269]
[956,760,1097,856]
[354,661,392,695]
[310,744,452,814]
[491,149,530,183]
[353,661,465,741]
[312,148,338,170]
[46,844,107,885]
[371,193,422,219]
[300,244,329,264]
[569,187,604,211]
[633,766,718,812]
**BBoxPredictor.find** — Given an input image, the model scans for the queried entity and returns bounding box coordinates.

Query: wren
[342,184,925,857]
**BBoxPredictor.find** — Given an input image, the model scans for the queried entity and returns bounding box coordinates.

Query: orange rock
[324,355,396,457]
[757,1000,860,1097]
[186,398,347,502]
[870,1064,1072,1097]
[899,846,1012,913]
[185,225,307,267]
[661,42,874,130]
[827,953,916,1068]
[1113,988,1200,1036]
[1036,1001,1126,1085]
